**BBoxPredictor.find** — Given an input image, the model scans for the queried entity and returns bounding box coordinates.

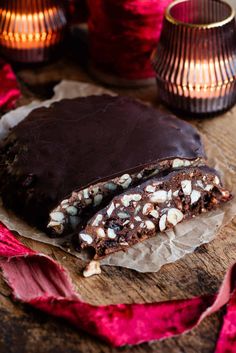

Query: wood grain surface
[1,39,236,353]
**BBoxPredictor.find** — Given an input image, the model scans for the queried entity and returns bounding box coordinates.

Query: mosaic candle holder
[0,0,67,63]
[152,0,236,115]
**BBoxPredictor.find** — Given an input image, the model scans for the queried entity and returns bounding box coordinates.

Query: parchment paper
[0,80,235,272]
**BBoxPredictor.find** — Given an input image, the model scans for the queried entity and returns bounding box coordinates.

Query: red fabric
[0,60,21,111]
[88,0,172,80]
[0,223,236,350]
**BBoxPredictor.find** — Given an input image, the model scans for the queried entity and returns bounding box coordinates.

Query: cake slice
[76,166,231,259]
[0,95,205,234]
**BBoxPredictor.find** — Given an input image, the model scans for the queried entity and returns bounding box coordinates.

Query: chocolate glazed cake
[0,95,206,235]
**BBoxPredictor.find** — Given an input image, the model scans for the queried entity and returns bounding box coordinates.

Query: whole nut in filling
[167,208,184,226]
[145,185,156,193]
[92,214,103,226]
[80,233,93,244]
[150,209,159,219]
[159,214,167,231]
[50,211,65,223]
[96,228,106,238]
[142,203,154,215]
[94,194,103,206]
[66,206,77,216]
[107,228,117,239]
[181,180,192,195]
[149,190,167,203]
[145,220,155,230]
[118,174,132,189]
[106,202,115,217]
[83,261,101,277]
[190,190,201,205]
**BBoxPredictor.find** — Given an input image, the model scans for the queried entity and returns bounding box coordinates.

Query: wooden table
[1,41,236,353]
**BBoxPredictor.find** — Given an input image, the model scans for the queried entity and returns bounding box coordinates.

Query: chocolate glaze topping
[0,95,205,230]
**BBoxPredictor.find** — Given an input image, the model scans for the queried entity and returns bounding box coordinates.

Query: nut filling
[76,166,231,260]
[48,158,203,235]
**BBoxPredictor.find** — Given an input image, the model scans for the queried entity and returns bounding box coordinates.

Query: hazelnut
[145,185,156,193]
[167,208,184,226]
[83,261,101,278]
[159,214,167,231]
[92,214,103,227]
[66,206,78,216]
[181,180,192,195]
[204,184,213,192]
[94,194,103,206]
[150,210,159,219]
[190,190,201,205]
[80,233,93,244]
[106,202,115,217]
[50,211,64,222]
[107,228,117,239]
[150,190,168,203]
[142,203,154,215]
[96,228,106,238]
[145,220,155,230]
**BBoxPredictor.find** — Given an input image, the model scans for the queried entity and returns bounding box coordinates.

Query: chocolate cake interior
[48,157,203,235]
[76,166,231,259]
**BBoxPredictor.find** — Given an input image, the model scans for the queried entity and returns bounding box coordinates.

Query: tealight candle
[0,0,67,63]
[152,0,236,115]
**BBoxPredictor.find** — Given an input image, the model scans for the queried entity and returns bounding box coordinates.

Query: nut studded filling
[48,157,203,235]
[76,166,231,259]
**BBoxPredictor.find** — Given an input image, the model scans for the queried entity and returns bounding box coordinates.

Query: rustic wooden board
[1,47,236,353]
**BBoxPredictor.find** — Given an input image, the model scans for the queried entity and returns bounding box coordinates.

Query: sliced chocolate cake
[0,95,206,234]
[76,166,231,259]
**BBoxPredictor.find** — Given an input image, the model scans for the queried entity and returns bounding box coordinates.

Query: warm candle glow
[170,59,235,99]
[0,1,67,62]
[152,0,236,115]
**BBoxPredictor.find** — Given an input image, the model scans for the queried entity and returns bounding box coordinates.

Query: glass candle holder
[0,0,67,63]
[152,0,236,115]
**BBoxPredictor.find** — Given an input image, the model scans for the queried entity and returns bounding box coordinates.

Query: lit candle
[152,0,236,115]
[0,0,67,63]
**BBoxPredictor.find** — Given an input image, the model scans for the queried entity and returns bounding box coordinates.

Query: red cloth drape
[0,60,21,111]
[0,223,236,350]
